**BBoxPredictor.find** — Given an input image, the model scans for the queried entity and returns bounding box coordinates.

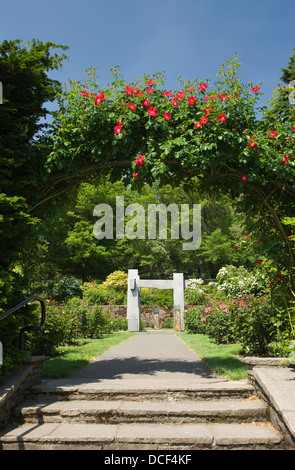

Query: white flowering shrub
[184,278,206,305]
[216,265,263,297]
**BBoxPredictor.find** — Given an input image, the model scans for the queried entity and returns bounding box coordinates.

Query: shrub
[184,278,206,305]
[54,276,82,302]
[216,265,264,298]
[184,295,293,356]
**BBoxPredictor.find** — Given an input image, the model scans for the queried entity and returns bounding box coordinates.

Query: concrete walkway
[44,331,229,390]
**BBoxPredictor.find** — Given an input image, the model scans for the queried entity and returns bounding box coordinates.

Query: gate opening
[127,269,185,332]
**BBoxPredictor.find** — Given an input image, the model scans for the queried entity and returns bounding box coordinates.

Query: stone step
[30,380,256,402]
[0,421,283,450]
[18,398,269,424]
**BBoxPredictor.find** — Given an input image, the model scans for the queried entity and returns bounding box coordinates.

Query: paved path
[43,331,229,390]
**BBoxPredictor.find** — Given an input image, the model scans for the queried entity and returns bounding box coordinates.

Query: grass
[177,332,248,381]
[42,332,135,379]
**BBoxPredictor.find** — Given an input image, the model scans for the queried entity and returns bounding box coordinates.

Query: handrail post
[0,294,46,351]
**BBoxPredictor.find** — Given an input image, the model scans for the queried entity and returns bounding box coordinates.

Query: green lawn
[177,332,248,381]
[42,332,135,379]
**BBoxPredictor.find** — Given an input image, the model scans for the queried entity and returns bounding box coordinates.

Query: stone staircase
[0,379,285,450]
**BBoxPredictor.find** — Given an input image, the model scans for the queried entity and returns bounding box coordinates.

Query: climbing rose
[146,88,154,93]
[94,92,107,105]
[141,99,150,108]
[133,171,139,179]
[240,174,248,183]
[218,113,226,123]
[195,122,202,129]
[247,138,257,148]
[163,112,172,120]
[146,80,155,86]
[176,91,186,100]
[125,86,135,96]
[128,103,136,110]
[114,124,122,134]
[204,107,213,114]
[268,130,277,138]
[134,154,145,166]
[198,83,207,91]
[279,155,289,164]
[165,91,173,97]
[147,107,158,117]
[187,96,196,105]
[252,86,261,92]
[171,98,178,106]
[200,116,209,124]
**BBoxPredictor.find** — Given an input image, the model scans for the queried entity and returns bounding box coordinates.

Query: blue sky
[0,0,294,109]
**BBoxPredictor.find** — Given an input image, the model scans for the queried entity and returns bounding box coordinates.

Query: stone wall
[101,305,174,329]
[0,356,48,431]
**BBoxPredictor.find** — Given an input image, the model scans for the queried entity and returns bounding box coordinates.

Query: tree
[0,39,68,308]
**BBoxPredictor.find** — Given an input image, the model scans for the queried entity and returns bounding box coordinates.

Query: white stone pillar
[127,269,141,331]
[173,273,185,331]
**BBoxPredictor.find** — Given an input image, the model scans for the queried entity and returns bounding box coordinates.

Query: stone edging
[0,356,48,431]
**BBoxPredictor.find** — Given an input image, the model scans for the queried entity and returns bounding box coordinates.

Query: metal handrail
[0,294,46,350]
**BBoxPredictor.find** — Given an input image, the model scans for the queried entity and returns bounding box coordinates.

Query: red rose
[218,113,226,123]
[171,98,178,106]
[176,91,186,100]
[141,99,150,108]
[165,91,173,97]
[125,86,134,96]
[147,107,158,117]
[279,155,289,164]
[268,130,277,138]
[198,83,207,91]
[187,96,196,105]
[146,88,154,93]
[195,122,202,129]
[252,86,260,92]
[204,107,213,114]
[146,80,155,86]
[240,174,248,183]
[134,154,145,166]
[247,138,257,148]
[163,112,171,120]
[128,103,136,110]
[114,125,122,135]
[200,116,209,124]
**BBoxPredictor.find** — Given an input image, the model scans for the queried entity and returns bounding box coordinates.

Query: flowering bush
[184,295,292,356]
[25,299,126,356]
[184,278,206,305]
[216,265,264,297]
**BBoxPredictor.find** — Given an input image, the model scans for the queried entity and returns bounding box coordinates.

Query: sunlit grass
[42,332,135,379]
[177,332,248,381]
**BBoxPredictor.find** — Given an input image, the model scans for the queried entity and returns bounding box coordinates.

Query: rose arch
[41,59,295,315]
